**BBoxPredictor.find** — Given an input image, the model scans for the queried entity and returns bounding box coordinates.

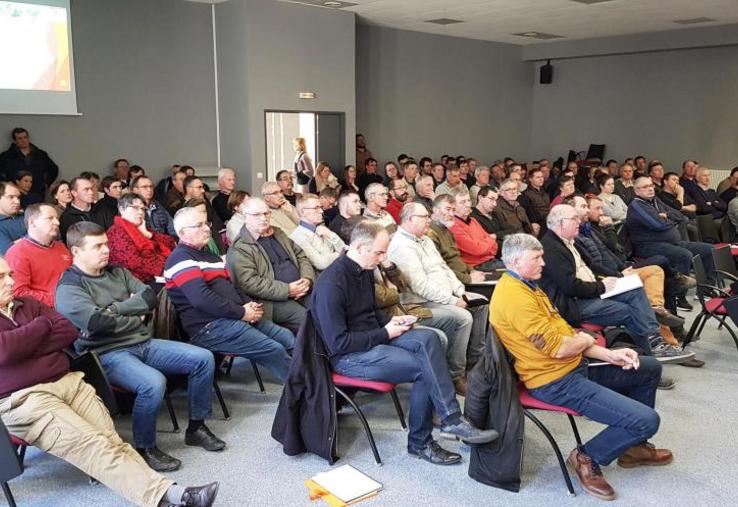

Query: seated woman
[308,161,340,194]
[49,179,73,216]
[341,164,359,193]
[16,170,44,209]
[225,190,250,245]
[107,193,175,286]
[596,172,628,224]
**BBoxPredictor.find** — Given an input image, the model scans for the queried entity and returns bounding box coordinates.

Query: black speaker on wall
[540,60,553,84]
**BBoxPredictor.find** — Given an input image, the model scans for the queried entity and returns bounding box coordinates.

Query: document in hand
[600,274,643,299]
[310,464,383,505]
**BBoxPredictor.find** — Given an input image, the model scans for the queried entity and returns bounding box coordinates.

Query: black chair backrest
[0,419,22,482]
[719,215,736,243]
[692,254,707,286]
[713,245,737,277]
[723,296,738,327]
[696,215,721,244]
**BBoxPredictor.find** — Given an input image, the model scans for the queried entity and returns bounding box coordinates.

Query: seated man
[226,197,315,334]
[518,168,550,232]
[262,181,299,234]
[211,168,236,223]
[0,257,219,507]
[163,169,187,216]
[329,190,362,243]
[386,178,410,224]
[183,176,225,247]
[56,222,225,473]
[131,175,178,238]
[494,178,538,237]
[60,177,100,243]
[276,169,301,206]
[413,174,436,212]
[627,176,716,282]
[289,193,346,272]
[363,183,397,233]
[93,176,122,230]
[318,187,339,225]
[312,220,499,465]
[469,186,500,236]
[435,166,466,197]
[0,182,26,254]
[468,166,490,206]
[541,205,693,363]
[389,202,488,388]
[491,233,672,501]
[449,188,502,272]
[165,207,294,383]
[5,203,72,307]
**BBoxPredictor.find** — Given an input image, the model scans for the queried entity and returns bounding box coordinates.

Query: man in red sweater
[0,256,219,507]
[448,188,503,271]
[5,203,72,307]
[386,178,410,223]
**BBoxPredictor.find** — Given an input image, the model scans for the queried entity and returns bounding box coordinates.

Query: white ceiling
[276,0,738,45]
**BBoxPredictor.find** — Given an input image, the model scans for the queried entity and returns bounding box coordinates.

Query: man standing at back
[0,127,58,198]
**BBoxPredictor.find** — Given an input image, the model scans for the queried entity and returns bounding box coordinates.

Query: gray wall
[0,0,217,182]
[356,23,533,166]
[529,44,738,170]
[216,0,356,191]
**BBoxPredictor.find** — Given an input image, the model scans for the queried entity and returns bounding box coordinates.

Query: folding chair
[696,215,722,244]
[0,419,22,507]
[712,244,738,293]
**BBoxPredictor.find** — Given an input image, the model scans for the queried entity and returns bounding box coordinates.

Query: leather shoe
[617,442,673,468]
[181,481,220,507]
[137,446,181,472]
[185,425,226,451]
[440,415,499,445]
[567,447,616,501]
[678,357,705,368]
[652,306,685,327]
[453,377,467,397]
[408,440,461,465]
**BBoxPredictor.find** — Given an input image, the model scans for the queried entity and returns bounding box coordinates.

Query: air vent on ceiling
[568,0,616,5]
[513,31,565,40]
[282,0,357,8]
[425,18,465,26]
[673,17,716,25]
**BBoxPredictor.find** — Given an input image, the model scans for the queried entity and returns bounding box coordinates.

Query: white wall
[356,23,533,166]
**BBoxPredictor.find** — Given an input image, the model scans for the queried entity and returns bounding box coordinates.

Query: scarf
[114,216,172,257]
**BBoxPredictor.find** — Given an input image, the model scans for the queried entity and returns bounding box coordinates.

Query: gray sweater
[55,265,156,355]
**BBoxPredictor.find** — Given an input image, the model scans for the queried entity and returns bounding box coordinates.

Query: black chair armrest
[69,351,119,416]
[715,269,738,283]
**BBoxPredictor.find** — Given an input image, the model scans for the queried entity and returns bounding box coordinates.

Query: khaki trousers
[0,372,172,507]
[633,265,664,307]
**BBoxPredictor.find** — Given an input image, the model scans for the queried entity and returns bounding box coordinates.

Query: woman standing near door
[293,137,314,193]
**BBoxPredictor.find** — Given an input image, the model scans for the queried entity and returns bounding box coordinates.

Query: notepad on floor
[600,274,643,299]
[311,464,382,504]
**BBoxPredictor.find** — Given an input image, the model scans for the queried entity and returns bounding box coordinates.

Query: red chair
[331,373,406,465]
[518,383,582,496]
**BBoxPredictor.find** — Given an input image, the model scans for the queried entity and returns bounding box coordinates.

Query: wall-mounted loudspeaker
[540,60,553,84]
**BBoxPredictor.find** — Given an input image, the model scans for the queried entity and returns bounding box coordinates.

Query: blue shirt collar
[299,220,318,232]
[505,269,538,290]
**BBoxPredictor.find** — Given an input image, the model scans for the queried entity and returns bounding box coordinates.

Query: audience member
[289,193,346,272]
[718,166,738,203]
[277,169,301,206]
[363,182,397,233]
[490,163,506,188]
[550,176,576,208]
[112,158,130,188]
[634,155,647,174]
[649,160,665,188]
[55,222,225,473]
[0,127,58,197]
[94,176,123,230]
[81,171,103,202]
[0,182,26,254]
[107,193,175,286]
[691,167,726,218]
[450,188,501,271]
[50,179,73,214]
[357,157,382,200]
[166,207,294,383]
[226,197,315,334]
[470,186,500,236]
[0,256,220,507]
[308,161,339,194]
[418,156,433,177]
[355,133,373,174]
[518,167,550,231]
[495,178,537,237]
[435,166,466,197]
[329,191,362,243]
[184,176,225,247]
[262,181,300,234]
[491,233,671,501]
[382,161,401,187]
[432,163,446,188]
[414,174,436,212]
[211,168,237,222]
[679,159,700,204]
[468,166,491,206]
[318,187,339,225]
[15,170,43,208]
[596,173,628,224]
[541,205,691,362]
[5,203,72,307]
[341,164,359,194]
[615,163,636,204]
[401,159,418,198]
[312,220,499,465]
[183,198,226,255]
[129,164,145,181]
[605,159,619,178]
[225,190,250,244]
[154,163,181,203]
[386,178,410,223]
[131,175,177,238]
[163,169,187,216]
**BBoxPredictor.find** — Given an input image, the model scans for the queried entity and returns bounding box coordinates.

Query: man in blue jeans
[311,220,499,466]
[165,207,294,382]
[491,233,673,501]
[56,221,225,474]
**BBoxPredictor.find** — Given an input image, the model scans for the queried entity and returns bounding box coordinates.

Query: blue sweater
[164,243,249,337]
[0,213,27,254]
[625,196,684,245]
[310,255,391,358]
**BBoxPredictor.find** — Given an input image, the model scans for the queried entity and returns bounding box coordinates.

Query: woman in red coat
[107,193,175,285]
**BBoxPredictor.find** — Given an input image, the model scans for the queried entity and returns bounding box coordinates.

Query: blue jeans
[634,240,715,279]
[331,328,461,449]
[192,318,294,383]
[576,288,659,353]
[530,358,662,465]
[99,339,215,448]
[421,303,473,380]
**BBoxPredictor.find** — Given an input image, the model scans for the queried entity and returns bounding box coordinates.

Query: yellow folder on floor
[305,464,382,506]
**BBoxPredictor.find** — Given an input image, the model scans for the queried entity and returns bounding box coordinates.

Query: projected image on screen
[0,1,71,91]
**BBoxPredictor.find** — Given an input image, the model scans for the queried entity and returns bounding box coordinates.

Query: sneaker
[408,440,462,465]
[657,375,676,390]
[440,415,500,445]
[650,340,696,364]
[676,296,694,311]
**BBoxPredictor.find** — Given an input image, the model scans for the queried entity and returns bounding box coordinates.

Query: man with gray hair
[491,233,671,502]
[226,197,315,334]
[414,174,436,213]
[468,166,491,206]
[389,202,487,390]
[211,167,236,223]
[289,193,345,272]
[311,220,499,465]
[541,204,692,363]
[363,182,397,233]
[262,181,299,234]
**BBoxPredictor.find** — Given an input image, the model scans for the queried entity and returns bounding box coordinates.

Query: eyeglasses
[636,184,655,190]
[181,221,212,231]
[246,211,272,218]
[501,187,517,192]
[560,217,579,223]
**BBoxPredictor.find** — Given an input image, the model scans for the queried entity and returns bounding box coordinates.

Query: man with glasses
[289,193,346,272]
[470,186,500,236]
[494,178,538,239]
[449,188,502,272]
[131,175,177,238]
[541,205,693,363]
[363,182,397,234]
[227,197,314,334]
[276,169,302,207]
[165,207,294,384]
[627,175,716,283]
[262,181,299,234]
[386,178,411,223]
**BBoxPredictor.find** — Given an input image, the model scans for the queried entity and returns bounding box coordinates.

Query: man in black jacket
[541,205,692,363]
[0,127,58,198]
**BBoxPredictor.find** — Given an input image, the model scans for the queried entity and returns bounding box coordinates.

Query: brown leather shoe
[617,442,673,468]
[453,377,467,397]
[567,447,616,501]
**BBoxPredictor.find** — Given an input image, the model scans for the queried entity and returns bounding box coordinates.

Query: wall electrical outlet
[256,172,263,179]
